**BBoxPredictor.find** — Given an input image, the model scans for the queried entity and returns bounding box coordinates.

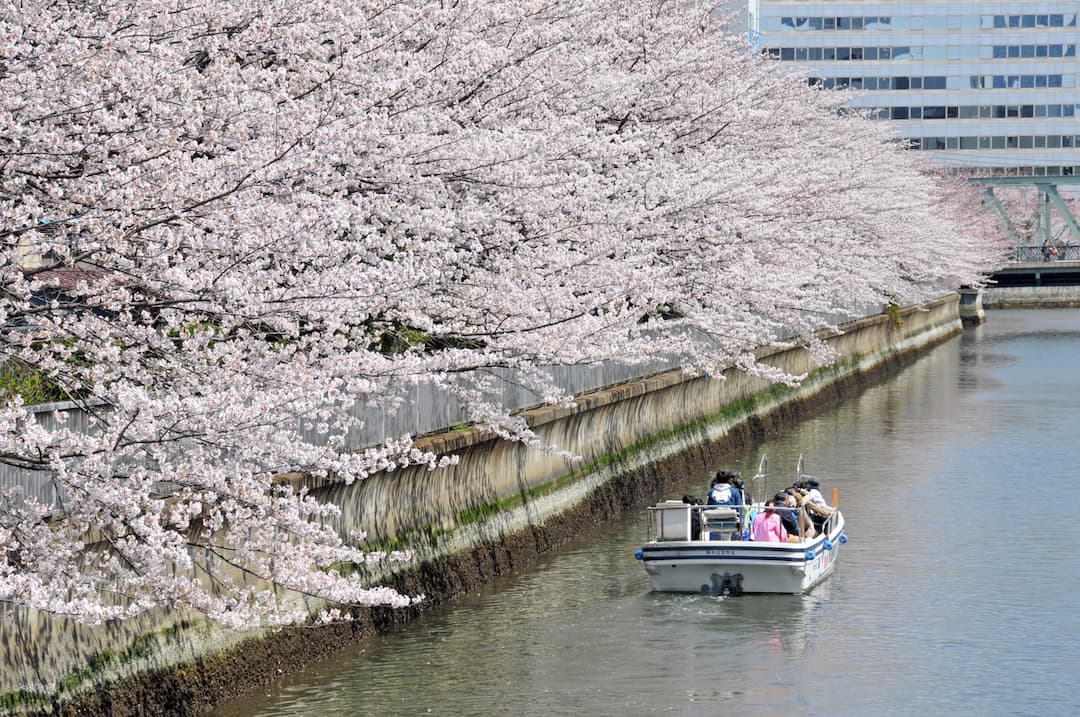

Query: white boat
[635,455,847,596]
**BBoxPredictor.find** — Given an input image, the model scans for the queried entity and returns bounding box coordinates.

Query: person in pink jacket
[751,497,788,543]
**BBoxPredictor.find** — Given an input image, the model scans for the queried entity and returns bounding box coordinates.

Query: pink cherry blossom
[0,0,1007,628]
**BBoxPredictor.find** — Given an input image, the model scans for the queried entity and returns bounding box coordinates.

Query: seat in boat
[702,507,739,540]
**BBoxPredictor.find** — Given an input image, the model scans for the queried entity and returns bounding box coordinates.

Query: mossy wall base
[2,295,962,716]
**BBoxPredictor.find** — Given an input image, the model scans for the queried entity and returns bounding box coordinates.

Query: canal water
[209,309,1080,717]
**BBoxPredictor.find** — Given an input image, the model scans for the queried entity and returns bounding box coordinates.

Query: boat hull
[641,512,845,595]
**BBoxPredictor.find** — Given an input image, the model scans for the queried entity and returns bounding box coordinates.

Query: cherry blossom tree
[0,0,1006,628]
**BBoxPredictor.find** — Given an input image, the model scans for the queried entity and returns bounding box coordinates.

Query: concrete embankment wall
[2,294,962,716]
[318,294,960,555]
[982,286,1080,309]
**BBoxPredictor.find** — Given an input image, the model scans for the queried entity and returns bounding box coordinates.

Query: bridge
[994,257,1080,287]
[982,256,1080,309]
[972,175,1080,247]
[972,176,1080,306]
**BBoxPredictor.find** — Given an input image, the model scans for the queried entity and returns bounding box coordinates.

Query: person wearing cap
[750,496,788,543]
[801,477,834,531]
[804,476,830,511]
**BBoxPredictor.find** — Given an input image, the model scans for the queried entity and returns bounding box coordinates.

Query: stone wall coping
[412,293,956,458]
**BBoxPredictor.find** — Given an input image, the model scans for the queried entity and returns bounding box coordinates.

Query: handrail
[749,453,769,505]
[647,501,839,543]
[646,502,836,517]
[1014,244,1080,262]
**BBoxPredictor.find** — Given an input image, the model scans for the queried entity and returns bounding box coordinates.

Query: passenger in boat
[800,477,834,531]
[750,496,788,543]
[707,470,744,513]
[729,474,748,535]
[682,494,704,540]
[804,477,830,511]
[730,474,746,498]
[796,495,819,538]
[776,490,801,536]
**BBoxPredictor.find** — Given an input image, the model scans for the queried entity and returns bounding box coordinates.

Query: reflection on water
[209,309,1080,717]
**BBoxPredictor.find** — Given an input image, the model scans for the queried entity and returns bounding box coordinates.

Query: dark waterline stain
[208,308,1080,717]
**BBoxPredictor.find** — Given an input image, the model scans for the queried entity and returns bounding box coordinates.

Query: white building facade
[747,2,1080,176]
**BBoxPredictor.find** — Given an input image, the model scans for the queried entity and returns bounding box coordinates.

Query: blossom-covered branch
[0,0,1006,627]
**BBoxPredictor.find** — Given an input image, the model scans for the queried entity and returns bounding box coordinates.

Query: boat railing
[748,453,769,504]
[819,508,840,537]
[647,501,838,544]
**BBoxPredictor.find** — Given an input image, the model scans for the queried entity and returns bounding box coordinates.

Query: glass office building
[747,2,1080,176]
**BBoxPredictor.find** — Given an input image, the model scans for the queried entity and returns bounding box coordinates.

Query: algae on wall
[0,294,962,713]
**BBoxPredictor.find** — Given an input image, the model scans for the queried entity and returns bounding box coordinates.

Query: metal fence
[0,358,680,506]
[335,358,683,448]
[0,401,102,506]
[0,296,934,507]
[1015,244,1080,262]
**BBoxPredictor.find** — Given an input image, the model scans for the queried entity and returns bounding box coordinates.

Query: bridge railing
[1015,245,1080,262]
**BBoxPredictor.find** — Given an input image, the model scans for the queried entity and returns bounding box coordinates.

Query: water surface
[209,309,1080,717]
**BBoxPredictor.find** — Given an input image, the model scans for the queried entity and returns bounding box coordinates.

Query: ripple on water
[206,310,1080,717]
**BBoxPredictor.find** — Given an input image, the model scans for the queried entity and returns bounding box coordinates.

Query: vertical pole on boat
[750,453,768,505]
[831,487,839,509]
